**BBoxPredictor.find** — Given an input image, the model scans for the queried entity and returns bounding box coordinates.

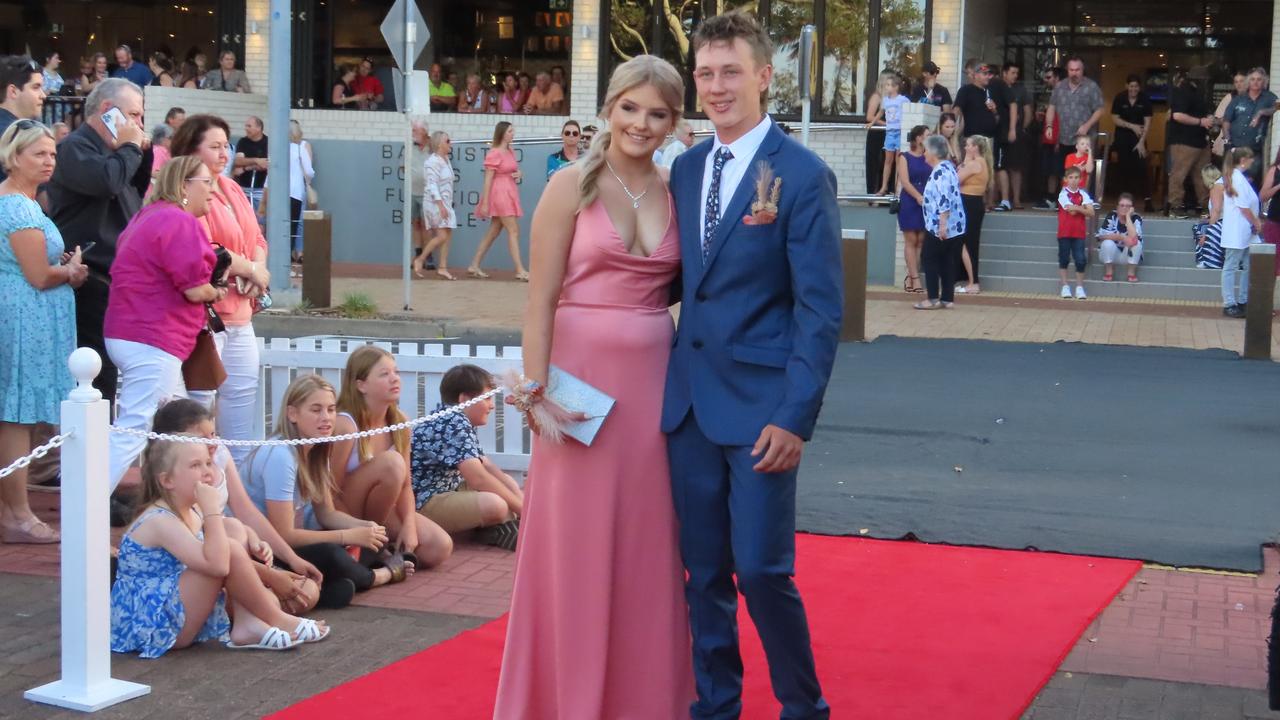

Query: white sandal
[294,617,330,644]
[226,626,297,651]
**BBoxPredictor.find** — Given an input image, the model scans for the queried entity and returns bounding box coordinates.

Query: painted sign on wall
[309,138,561,269]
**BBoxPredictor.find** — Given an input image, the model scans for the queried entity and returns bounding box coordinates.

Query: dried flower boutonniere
[743,161,782,226]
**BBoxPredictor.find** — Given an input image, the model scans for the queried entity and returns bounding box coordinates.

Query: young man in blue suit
[661,9,843,720]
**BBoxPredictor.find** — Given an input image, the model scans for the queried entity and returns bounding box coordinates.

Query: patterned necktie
[703,147,733,262]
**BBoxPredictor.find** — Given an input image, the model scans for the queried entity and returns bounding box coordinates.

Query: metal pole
[401,6,417,311]
[25,349,149,712]
[266,0,296,306]
[799,24,815,148]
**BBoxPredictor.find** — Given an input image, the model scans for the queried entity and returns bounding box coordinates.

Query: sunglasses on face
[563,130,580,137]
[12,119,43,131]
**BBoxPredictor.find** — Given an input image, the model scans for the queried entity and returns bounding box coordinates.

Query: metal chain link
[0,431,74,480]
[107,386,504,447]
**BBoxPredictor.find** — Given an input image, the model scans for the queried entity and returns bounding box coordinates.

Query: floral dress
[111,506,230,658]
[0,194,76,425]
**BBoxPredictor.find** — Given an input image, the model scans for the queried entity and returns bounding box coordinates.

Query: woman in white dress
[413,131,457,280]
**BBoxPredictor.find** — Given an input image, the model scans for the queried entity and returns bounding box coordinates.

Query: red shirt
[1057,187,1093,239]
[1064,152,1091,189]
[351,74,384,108]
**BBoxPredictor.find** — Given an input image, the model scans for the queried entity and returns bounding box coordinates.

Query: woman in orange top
[170,114,272,466]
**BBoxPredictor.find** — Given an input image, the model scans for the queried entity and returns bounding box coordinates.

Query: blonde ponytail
[574,55,685,214]
[576,129,614,213]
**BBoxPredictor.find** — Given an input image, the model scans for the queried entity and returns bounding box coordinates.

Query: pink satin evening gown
[493,192,695,719]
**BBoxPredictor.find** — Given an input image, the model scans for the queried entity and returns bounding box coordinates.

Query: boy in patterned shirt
[410,364,523,550]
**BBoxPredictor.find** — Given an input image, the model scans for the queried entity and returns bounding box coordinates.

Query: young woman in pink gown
[494,56,695,719]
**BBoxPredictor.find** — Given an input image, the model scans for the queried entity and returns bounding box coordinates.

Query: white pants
[106,338,187,491]
[1098,238,1142,266]
[189,323,260,467]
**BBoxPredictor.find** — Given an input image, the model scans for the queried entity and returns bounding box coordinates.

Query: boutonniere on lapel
[743,161,782,226]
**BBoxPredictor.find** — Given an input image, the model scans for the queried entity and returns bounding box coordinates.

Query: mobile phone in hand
[101,108,126,140]
[62,242,95,264]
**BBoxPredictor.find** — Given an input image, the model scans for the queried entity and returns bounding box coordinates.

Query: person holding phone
[0,120,86,544]
[47,78,148,405]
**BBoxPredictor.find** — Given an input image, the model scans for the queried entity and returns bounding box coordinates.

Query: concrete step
[983,210,1201,236]
[978,258,1219,286]
[980,227,1198,253]
[978,242,1198,267]
[978,274,1222,302]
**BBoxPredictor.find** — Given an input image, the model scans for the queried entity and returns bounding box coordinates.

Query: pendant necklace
[605,160,651,209]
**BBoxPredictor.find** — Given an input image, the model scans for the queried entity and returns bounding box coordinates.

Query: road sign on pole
[380,0,430,72]
[382,0,429,310]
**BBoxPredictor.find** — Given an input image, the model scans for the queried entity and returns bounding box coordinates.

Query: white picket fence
[254,337,530,475]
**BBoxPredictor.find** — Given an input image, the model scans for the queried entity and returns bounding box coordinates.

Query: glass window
[767,0,815,115]
[878,0,928,88]
[603,0,930,121]
[820,0,870,116]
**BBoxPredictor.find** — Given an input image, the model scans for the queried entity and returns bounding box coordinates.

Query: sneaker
[1075,285,1087,300]
[1225,305,1246,318]
[1061,284,1073,299]
[475,518,519,551]
[1036,199,1057,211]
[993,200,1012,212]
[1091,202,1102,211]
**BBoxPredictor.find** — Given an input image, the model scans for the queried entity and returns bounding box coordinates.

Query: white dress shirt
[700,115,774,243]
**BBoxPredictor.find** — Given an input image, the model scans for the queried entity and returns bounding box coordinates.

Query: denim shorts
[1057,237,1087,272]
[884,129,902,152]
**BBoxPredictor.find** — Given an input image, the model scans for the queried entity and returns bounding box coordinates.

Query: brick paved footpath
[3,278,1279,718]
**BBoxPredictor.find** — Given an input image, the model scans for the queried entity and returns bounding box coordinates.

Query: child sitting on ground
[112,439,329,656]
[332,346,453,568]
[1056,166,1096,300]
[152,399,322,615]
[243,374,413,610]
[411,364,523,550]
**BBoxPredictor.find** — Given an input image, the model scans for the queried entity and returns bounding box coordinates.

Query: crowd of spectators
[0,58,524,663]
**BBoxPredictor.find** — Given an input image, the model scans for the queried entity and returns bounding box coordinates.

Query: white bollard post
[25,348,150,712]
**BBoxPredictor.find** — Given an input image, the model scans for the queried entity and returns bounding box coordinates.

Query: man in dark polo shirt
[1165,70,1213,218]
[46,78,146,403]
[1110,75,1153,209]
[234,115,268,219]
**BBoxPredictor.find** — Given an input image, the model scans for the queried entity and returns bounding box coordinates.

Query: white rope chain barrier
[106,386,505,447]
[0,431,74,480]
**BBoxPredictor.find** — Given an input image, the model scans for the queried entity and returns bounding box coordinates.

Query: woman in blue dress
[0,120,86,544]
[896,125,932,293]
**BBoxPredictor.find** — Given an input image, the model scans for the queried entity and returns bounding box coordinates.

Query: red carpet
[270,535,1139,720]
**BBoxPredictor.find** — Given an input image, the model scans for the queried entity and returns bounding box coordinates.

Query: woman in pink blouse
[104,156,224,490]
[468,121,528,280]
[170,114,272,465]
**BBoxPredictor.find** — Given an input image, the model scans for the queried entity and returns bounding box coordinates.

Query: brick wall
[931,0,963,88]
[245,0,269,96]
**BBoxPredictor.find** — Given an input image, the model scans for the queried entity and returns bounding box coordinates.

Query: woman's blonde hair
[1223,147,1255,198]
[1200,163,1223,187]
[289,119,303,144]
[578,55,684,213]
[273,374,337,505]
[337,346,409,463]
[428,130,449,154]
[0,120,54,172]
[965,135,995,192]
[146,155,207,207]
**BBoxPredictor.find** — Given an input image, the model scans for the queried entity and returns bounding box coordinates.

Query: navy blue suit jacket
[661,121,844,446]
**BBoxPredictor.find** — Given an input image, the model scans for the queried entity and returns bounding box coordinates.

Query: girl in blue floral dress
[112,439,331,657]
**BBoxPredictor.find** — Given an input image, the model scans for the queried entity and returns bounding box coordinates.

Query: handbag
[887,196,900,215]
[306,182,318,210]
[182,305,227,391]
